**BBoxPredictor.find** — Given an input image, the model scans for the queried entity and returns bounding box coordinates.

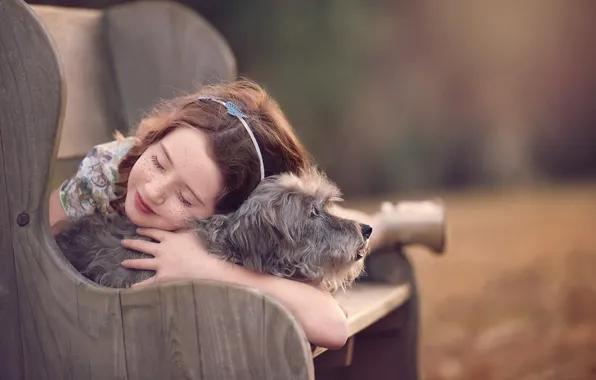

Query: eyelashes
[177,190,192,208]
[150,155,192,208]
[151,155,164,170]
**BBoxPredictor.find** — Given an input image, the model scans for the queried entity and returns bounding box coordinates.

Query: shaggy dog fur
[55,170,372,292]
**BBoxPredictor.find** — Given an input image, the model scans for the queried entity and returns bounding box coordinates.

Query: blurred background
[30,0,596,378]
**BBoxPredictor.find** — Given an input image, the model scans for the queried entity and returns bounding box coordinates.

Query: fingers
[121,238,159,256]
[121,258,158,271]
[136,227,167,241]
[131,276,157,288]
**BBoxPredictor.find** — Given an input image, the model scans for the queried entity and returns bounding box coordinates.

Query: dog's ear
[240,179,298,247]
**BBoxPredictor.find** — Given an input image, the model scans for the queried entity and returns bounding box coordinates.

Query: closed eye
[151,155,165,171]
[177,190,193,208]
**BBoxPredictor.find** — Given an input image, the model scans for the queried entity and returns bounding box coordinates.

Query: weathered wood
[346,248,420,380]
[159,284,203,379]
[314,336,354,369]
[73,287,128,379]
[313,247,420,380]
[313,337,354,380]
[104,0,236,131]
[193,283,265,379]
[0,1,129,379]
[31,5,125,159]
[120,287,167,379]
[2,1,426,378]
[120,283,204,380]
[336,282,411,337]
[119,280,313,380]
[264,292,315,380]
[312,282,410,358]
[0,3,26,378]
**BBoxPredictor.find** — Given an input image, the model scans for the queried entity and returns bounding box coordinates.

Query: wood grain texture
[193,282,266,380]
[314,248,420,380]
[104,0,236,131]
[119,281,313,380]
[0,1,128,378]
[120,286,167,379]
[263,292,315,380]
[335,282,411,337]
[1,1,317,378]
[346,249,420,380]
[74,287,128,380]
[30,5,125,159]
[159,284,202,379]
[0,1,26,377]
[312,282,410,358]
[120,282,205,380]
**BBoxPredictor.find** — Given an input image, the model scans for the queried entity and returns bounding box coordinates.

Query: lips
[135,191,154,214]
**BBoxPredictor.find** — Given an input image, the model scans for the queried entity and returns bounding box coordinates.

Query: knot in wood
[17,213,29,227]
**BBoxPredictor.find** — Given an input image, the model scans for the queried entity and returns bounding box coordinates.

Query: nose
[145,177,169,205]
[360,223,373,239]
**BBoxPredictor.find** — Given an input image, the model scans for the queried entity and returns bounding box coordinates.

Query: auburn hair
[110,79,312,215]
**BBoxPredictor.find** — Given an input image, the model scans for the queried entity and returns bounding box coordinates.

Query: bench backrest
[32,1,236,159]
[0,1,313,379]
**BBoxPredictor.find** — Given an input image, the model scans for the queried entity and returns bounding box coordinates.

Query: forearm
[211,260,348,349]
[49,188,71,236]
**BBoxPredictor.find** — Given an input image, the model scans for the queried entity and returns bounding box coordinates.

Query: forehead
[159,127,224,202]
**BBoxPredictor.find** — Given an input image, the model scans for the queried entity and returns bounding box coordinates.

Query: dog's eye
[310,207,320,218]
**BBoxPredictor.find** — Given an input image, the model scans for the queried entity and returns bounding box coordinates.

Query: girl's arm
[210,260,349,350]
[49,188,71,236]
[121,229,349,350]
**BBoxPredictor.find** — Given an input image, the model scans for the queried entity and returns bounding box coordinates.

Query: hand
[120,228,224,288]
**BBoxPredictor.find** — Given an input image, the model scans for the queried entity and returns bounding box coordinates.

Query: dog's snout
[360,223,373,239]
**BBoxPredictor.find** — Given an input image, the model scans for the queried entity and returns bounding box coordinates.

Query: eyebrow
[160,142,206,207]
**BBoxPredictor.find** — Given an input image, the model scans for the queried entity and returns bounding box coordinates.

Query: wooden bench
[0,1,446,378]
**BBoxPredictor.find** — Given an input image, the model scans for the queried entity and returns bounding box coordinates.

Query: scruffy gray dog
[55,169,372,292]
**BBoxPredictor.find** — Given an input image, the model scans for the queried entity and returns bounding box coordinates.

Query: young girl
[49,79,399,350]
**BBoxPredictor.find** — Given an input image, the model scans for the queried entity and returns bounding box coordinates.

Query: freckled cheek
[138,159,154,180]
[161,199,192,227]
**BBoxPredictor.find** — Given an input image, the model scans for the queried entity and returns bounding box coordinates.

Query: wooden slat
[120,283,206,379]
[0,1,128,378]
[31,5,125,159]
[193,282,266,379]
[338,283,411,336]
[312,283,410,358]
[263,294,315,380]
[120,287,167,379]
[159,284,203,379]
[0,11,24,369]
[120,281,313,380]
[73,287,128,379]
[104,0,236,131]
[0,4,25,377]
[314,336,355,370]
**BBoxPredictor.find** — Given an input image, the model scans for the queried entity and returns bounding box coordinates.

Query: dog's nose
[360,223,373,239]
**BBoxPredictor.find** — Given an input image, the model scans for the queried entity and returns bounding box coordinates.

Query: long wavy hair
[109,79,312,215]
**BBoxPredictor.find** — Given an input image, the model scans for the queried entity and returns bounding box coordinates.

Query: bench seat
[313,282,411,357]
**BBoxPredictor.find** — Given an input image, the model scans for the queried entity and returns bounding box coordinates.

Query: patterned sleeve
[59,138,135,221]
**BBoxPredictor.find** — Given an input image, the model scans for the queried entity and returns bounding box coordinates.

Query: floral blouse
[59,137,136,221]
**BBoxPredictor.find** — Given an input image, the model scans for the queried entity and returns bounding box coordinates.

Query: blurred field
[351,183,596,380]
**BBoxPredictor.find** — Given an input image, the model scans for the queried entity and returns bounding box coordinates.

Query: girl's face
[125,127,224,230]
